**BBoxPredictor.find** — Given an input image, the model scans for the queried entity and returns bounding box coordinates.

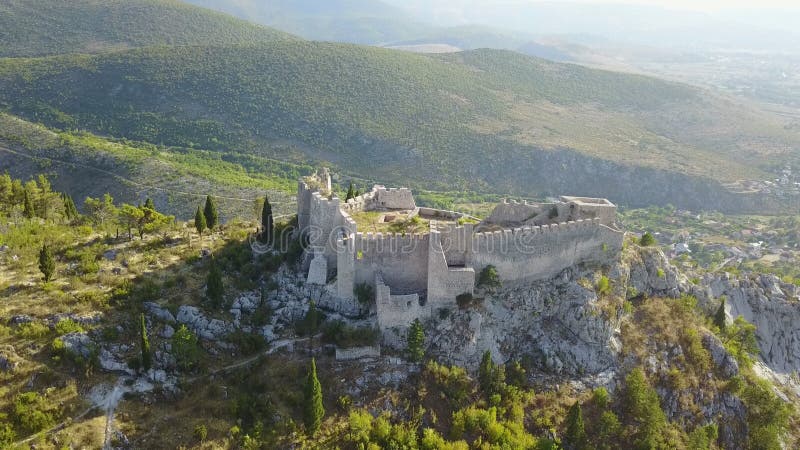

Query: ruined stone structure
[297,168,624,338]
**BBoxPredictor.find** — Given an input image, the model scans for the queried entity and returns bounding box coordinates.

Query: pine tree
[714,297,727,332]
[345,182,355,202]
[260,195,273,245]
[23,189,35,219]
[407,319,425,362]
[564,402,588,450]
[144,198,155,211]
[194,207,206,236]
[303,357,325,436]
[140,313,152,372]
[38,244,55,282]
[206,262,224,308]
[203,195,218,231]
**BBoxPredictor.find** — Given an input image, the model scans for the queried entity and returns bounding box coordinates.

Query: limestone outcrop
[427,267,620,378]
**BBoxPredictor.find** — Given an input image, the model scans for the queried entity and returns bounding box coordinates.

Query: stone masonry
[297,168,624,339]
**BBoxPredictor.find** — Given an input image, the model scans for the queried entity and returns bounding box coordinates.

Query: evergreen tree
[260,194,273,245]
[194,206,206,236]
[62,193,78,221]
[354,188,360,197]
[23,189,35,219]
[345,182,355,202]
[714,297,727,332]
[407,319,425,363]
[203,195,218,231]
[564,402,588,450]
[623,368,667,449]
[478,350,506,398]
[38,244,55,282]
[206,262,224,308]
[303,357,324,436]
[140,313,152,372]
[144,198,155,210]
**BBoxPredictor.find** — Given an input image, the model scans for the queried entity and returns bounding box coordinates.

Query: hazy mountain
[388,0,800,53]
[1,39,797,212]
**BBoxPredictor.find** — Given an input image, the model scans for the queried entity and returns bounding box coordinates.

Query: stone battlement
[296,168,623,344]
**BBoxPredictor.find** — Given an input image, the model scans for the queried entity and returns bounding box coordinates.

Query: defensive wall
[296,169,624,341]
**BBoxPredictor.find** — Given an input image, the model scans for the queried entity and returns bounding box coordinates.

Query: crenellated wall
[298,169,624,340]
[470,219,623,283]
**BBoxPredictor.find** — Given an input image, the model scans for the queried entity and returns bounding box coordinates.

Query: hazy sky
[570,0,800,11]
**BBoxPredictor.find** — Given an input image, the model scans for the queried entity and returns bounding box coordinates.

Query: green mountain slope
[0,0,297,57]
[0,113,300,220]
[0,40,797,211]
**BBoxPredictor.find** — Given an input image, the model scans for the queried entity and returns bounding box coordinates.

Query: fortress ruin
[297,168,624,337]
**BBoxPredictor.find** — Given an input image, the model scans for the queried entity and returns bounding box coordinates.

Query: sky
[503,0,800,11]
[597,0,799,11]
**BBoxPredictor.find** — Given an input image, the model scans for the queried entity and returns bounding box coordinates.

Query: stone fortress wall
[296,168,624,336]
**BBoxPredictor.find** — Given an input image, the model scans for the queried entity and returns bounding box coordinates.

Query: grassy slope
[1,42,796,194]
[0,0,297,57]
[0,113,301,220]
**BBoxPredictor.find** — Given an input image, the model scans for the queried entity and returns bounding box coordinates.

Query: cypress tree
[194,207,206,236]
[407,319,425,362]
[62,193,78,221]
[345,182,355,202]
[303,357,324,436]
[206,262,224,308]
[203,195,218,231]
[260,195,273,245]
[140,313,152,372]
[144,198,155,211]
[714,297,727,332]
[564,402,588,450]
[38,244,55,282]
[23,189,35,219]
[478,350,506,398]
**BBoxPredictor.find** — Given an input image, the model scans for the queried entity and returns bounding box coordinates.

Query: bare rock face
[176,305,233,341]
[427,268,620,378]
[621,247,686,298]
[692,272,800,374]
[703,332,739,378]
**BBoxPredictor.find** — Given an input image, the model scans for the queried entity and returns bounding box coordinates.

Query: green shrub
[321,321,379,347]
[456,293,474,308]
[16,321,51,340]
[354,283,374,305]
[227,330,266,356]
[0,422,15,447]
[596,275,611,296]
[54,318,85,335]
[477,265,501,290]
[13,392,56,435]
[172,325,203,372]
[639,232,657,246]
[194,424,208,442]
[741,376,791,450]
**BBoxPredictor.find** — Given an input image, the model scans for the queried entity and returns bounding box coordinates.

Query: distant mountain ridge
[0,0,297,57]
[0,0,798,214]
